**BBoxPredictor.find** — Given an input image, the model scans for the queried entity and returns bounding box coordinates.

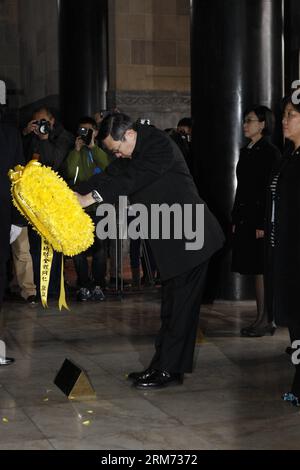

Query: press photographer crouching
[64,117,111,301]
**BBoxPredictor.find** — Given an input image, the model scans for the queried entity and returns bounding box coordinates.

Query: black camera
[34,119,51,135]
[137,118,151,125]
[179,131,191,143]
[78,127,93,145]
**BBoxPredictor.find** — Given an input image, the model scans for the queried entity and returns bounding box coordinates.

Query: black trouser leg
[150,261,208,374]
[91,238,107,287]
[288,323,300,396]
[73,251,90,288]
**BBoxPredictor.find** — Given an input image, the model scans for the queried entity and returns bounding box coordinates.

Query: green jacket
[64,145,110,185]
[64,145,111,213]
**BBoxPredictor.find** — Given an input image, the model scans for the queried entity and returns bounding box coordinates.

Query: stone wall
[108,0,191,129]
[0,0,21,109]
[18,0,59,110]
[107,89,190,131]
[0,0,191,129]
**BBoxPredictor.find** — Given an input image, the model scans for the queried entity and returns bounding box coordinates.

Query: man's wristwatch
[91,190,103,203]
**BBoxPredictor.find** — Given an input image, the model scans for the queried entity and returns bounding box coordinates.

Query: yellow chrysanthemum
[9,160,94,256]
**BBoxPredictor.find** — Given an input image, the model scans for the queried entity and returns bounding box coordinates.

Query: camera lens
[77,127,92,145]
[38,119,51,135]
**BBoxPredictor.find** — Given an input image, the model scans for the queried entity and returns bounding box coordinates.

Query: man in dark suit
[77,113,224,389]
[0,108,25,365]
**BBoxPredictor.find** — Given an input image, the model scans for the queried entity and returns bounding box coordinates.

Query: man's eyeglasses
[110,135,126,154]
[243,118,260,124]
[111,141,123,154]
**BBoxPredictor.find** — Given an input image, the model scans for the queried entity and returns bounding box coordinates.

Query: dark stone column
[191,0,284,300]
[58,0,108,132]
[284,0,300,94]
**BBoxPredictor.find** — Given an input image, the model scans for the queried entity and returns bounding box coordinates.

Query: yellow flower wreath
[9,160,94,255]
[9,160,95,309]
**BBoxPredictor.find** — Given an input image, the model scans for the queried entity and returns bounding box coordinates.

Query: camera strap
[87,149,103,175]
[87,149,95,166]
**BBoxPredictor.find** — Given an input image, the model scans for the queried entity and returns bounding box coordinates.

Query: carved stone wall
[108,0,191,129]
[107,89,190,130]
[0,0,191,129]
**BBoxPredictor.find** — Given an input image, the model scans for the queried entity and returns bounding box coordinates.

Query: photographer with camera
[167,117,192,172]
[22,106,74,300]
[22,106,74,170]
[64,117,111,301]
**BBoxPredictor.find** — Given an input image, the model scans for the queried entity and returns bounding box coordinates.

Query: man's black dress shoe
[240,325,276,337]
[0,357,15,366]
[133,370,184,390]
[127,367,157,382]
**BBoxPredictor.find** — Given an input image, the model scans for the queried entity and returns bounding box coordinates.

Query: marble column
[191,0,284,299]
[58,0,108,132]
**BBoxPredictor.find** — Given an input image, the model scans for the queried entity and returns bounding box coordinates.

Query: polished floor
[0,289,299,450]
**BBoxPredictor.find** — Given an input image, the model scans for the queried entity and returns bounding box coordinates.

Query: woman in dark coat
[266,96,300,406]
[232,105,280,337]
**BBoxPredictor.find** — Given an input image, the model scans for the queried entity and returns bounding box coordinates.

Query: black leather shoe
[240,325,276,337]
[133,370,184,390]
[127,367,157,382]
[0,357,15,366]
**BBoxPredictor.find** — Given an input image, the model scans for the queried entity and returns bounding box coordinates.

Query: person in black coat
[76,112,224,390]
[168,117,192,172]
[22,106,74,170]
[231,105,281,337]
[22,106,74,299]
[0,114,25,365]
[266,96,300,407]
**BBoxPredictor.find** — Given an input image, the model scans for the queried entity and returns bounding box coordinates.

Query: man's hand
[23,120,50,140]
[74,192,95,208]
[88,134,96,149]
[256,229,264,239]
[75,136,85,152]
[22,120,38,136]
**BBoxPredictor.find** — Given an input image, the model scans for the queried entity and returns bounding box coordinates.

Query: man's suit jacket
[79,124,224,281]
[0,124,24,263]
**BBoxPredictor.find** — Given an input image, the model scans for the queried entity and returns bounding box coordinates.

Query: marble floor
[0,290,299,450]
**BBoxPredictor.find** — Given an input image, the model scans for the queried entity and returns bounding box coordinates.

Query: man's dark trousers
[150,260,209,374]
